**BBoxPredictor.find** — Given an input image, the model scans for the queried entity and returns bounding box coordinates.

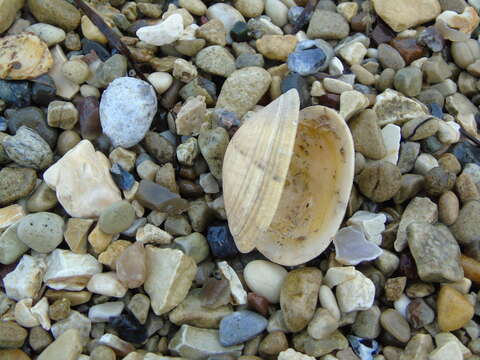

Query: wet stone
[206,223,239,258]
[219,310,268,346]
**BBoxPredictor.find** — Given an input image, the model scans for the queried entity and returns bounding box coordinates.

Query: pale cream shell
[222,89,355,266]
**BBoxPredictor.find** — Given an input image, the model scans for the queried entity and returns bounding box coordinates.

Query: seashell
[222,89,355,266]
[0,33,53,80]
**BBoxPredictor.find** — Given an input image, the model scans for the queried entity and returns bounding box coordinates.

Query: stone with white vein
[136,14,184,46]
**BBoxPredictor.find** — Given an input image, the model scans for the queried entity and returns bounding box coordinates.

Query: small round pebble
[98,200,136,234]
[61,59,90,85]
[16,212,65,253]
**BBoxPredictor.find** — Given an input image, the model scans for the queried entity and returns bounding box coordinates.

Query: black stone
[109,311,148,344]
[82,39,111,61]
[452,141,480,166]
[207,224,239,258]
[0,80,31,108]
[281,72,310,109]
[7,107,58,148]
[230,21,250,42]
[111,163,136,191]
[31,74,57,106]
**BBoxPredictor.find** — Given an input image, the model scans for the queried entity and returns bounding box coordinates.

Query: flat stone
[43,249,102,291]
[372,0,441,32]
[168,325,243,359]
[394,197,438,252]
[100,77,157,148]
[3,255,46,301]
[16,212,64,253]
[216,67,271,117]
[43,140,121,218]
[219,310,268,346]
[333,226,383,265]
[144,247,197,315]
[0,167,37,206]
[407,222,463,282]
[280,268,322,332]
[292,330,348,357]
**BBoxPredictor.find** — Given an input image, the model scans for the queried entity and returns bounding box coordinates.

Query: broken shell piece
[0,33,53,80]
[222,90,355,266]
[333,226,383,265]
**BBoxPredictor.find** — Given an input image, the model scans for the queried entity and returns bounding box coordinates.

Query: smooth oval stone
[206,224,239,258]
[17,212,65,253]
[0,224,29,265]
[0,167,37,206]
[219,310,268,346]
[380,308,411,343]
[109,311,148,344]
[243,260,288,303]
[98,200,135,235]
[100,77,158,148]
[0,79,31,108]
[74,96,101,140]
[7,107,58,148]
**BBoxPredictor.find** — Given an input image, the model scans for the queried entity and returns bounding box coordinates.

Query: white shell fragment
[136,14,184,46]
[333,226,383,265]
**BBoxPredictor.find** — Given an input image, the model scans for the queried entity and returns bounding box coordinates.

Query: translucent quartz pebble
[116,241,147,289]
[333,226,383,265]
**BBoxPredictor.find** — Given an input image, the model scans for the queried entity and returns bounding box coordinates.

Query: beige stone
[0,204,25,231]
[87,272,127,298]
[37,328,82,360]
[144,247,197,315]
[88,223,113,254]
[256,35,297,61]
[43,140,121,218]
[98,240,131,269]
[81,15,107,44]
[3,255,46,301]
[64,218,93,253]
[175,96,207,136]
[372,0,441,32]
[136,224,173,244]
[0,33,53,80]
[48,45,79,100]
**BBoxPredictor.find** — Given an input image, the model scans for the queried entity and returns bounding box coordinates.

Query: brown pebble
[438,191,459,225]
[389,38,426,64]
[455,173,480,203]
[437,285,474,332]
[460,254,480,285]
[317,93,340,109]
[247,292,270,316]
[178,179,204,198]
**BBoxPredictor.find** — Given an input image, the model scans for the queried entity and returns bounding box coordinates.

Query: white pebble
[88,301,124,322]
[148,72,173,95]
[244,260,288,303]
[136,14,184,46]
[393,293,411,318]
[319,285,341,321]
[414,153,439,175]
[381,124,401,165]
[265,0,288,27]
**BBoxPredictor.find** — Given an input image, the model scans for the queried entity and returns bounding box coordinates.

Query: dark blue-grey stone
[110,311,148,344]
[452,141,480,166]
[348,336,380,360]
[0,80,31,108]
[219,310,268,346]
[429,103,443,119]
[82,39,110,61]
[287,6,306,24]
[7,107,58,148]
[31,74,57,107]
[206,224,238,258]
[235,53,264,69]
[110,163,135,191]
[0,117,7,132]
[421,136,443,154]
[287,48,327,76]
[281,73,310,109]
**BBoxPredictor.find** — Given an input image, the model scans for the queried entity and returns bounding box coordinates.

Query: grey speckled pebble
[100,77,157,148]
[219,310,268,346]
[378,44,406,70]
[17,212,65,253]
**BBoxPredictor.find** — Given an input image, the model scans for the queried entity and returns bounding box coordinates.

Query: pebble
[414,153,439,175]
[306,10,350,40]
[0,167,37,206]
[206,3,246,43]
[28,0,81,31]
[49,298,71,321]
[196,45,236,77]
[287,40,332,76]
[26,23,66,47]
[292,330,348,357]
[37,328,82,360]
[43,140,121,218]
[87,272,127,298]
[377,44,406,70]
[110,311,148,344]
[450,200,480,245]
[256,35,298,61]
[244,260,288,303]
[148,72,173,95]
[196,19,227,46]
[136,14,184,46]
[374,89,429,126]
[349,109,387,160]
[352,305,381,339]
[259,331,289,356]
[0,0,24,33]
[47,101,79,130]
[3,126,53,170]
[0,80,31,108]
[169,325,243,358]
[81,15,107,44]
[100,77,157,148]
[234,0,264,18]
[198,126,230,180]
[380,308,411,343]
[29,326,53,352]
[358,161,401,202]
[394,67,423,97]
[116,241,147,288]
[439,191,460,225]
[338,42,367,66]
[16,212,64,253]
[206,223,238,258]
[265,0,288,27]
[0,223,29,265]
[308,308,339,340]
[219,310,268,346]
[61,60,90,85]
[0,321,28,349]
[280,267,322,332]
[216,67,271,117]
[98,200,135,235]
[334,226,383,265]
[336,271,375,313]
[371,0,441,32]
[429,341,463,360]
[175,96,207,137]
[278,348,315,360]
[406,298,435,329]
[437,285,474,331]
[3,254,46,301]
[144,247,197,315]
